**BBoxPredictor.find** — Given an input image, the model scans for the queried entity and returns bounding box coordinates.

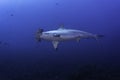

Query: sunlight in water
[0,0,52,6]
[0,0,34,5]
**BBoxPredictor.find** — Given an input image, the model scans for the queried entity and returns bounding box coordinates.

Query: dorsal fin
[58,24,64,30]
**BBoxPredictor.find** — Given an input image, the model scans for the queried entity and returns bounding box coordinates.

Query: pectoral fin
[52,41,59,50]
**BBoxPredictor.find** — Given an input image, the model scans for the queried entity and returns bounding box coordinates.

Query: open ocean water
[0,0,120,80]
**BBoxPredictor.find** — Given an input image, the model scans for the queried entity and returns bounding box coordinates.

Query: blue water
[0,0,120,80]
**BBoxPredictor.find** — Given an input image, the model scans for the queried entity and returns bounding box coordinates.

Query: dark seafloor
[0,0,120,80]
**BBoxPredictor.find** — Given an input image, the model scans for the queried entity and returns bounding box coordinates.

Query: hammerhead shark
[35,25,103,50]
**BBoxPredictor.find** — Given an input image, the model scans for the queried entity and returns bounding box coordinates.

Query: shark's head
[35,28,44,42]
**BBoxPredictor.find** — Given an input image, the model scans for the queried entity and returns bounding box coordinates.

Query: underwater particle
[10,14,14,16]
[55,2,59,5]
[55,75,59,79]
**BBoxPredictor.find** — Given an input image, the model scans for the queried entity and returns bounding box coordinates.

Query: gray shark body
[36,26,103,50]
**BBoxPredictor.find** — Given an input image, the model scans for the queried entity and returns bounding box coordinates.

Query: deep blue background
[0,0,120,80]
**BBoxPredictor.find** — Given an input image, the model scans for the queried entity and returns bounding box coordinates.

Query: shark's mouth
[53,34,61,37]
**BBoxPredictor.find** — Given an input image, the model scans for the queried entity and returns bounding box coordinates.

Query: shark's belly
[42,34,79,41]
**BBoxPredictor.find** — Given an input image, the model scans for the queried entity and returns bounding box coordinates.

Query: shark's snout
[35,28,44,42]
